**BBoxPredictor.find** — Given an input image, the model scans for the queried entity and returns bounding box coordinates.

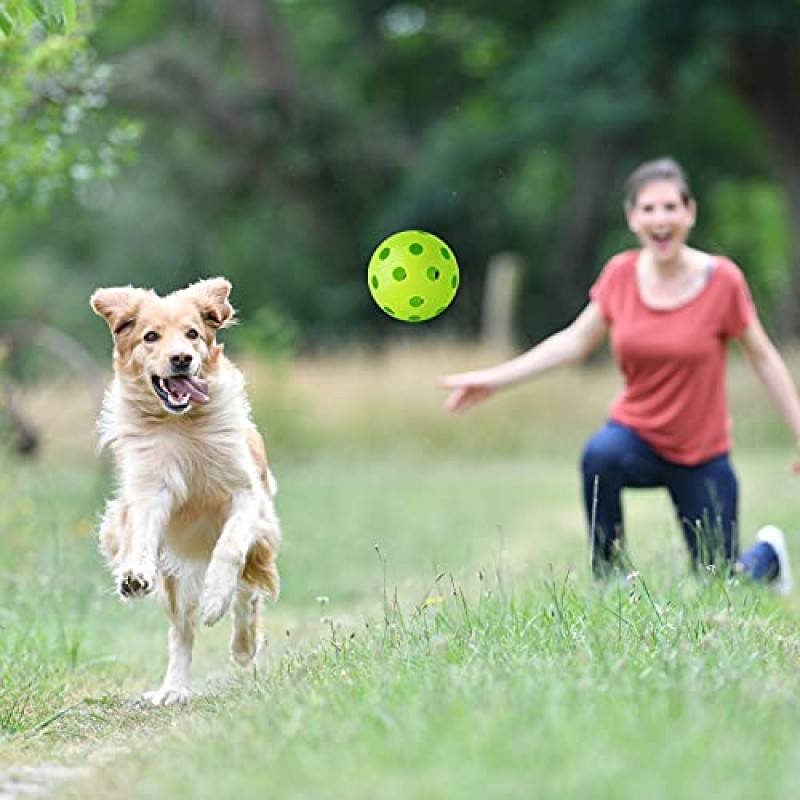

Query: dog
[90,277,281,706]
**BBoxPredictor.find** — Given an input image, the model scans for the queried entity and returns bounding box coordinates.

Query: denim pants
[580,421,739,575]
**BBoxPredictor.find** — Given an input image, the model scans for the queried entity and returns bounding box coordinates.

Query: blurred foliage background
[3,0,800,356]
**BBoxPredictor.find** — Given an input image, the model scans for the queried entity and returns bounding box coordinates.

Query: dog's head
[90,277,235,415]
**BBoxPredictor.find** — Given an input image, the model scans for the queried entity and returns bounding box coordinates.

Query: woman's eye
[143,331,160,343]
[186,328,199,340]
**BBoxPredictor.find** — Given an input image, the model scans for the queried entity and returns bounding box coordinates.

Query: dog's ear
[90,287,150,336]
[189,277,236,331]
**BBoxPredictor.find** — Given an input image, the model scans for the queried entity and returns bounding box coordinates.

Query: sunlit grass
[12,339,800,463]
[62,569,800,800]
[2,342,800,798]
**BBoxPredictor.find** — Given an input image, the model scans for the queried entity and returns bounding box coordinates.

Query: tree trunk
[542,136,622,323]
[213,0,299,114]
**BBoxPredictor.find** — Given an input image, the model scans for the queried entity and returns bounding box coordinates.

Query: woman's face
[626,179,696,263]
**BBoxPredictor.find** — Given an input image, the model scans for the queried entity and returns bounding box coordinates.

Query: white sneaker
[755,525,793,597]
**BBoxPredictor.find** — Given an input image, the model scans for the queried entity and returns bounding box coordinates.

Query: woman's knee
[581,426,627,478]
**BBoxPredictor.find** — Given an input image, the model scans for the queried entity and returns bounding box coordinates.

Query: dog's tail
[243,538,280,600]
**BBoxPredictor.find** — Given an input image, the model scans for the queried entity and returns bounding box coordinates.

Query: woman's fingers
[442,384,491,413]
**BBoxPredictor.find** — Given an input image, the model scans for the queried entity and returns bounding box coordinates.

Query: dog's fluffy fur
[91,277,281,706]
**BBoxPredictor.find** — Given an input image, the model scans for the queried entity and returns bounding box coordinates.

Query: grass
[2,342,800,798]
[60,574,800,800]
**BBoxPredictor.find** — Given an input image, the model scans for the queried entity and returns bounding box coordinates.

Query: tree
[2,0,796,350]
[713,2,800,335]
[0,0,139,209]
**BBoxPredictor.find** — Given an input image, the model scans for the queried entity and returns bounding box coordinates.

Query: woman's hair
[624,157,693,210]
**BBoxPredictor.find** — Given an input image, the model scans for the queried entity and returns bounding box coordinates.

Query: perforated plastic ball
[368,230,459,322]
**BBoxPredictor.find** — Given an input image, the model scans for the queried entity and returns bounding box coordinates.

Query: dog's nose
[169,352,193,372]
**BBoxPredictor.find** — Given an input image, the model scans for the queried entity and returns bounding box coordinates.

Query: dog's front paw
[117,567,155,599]
[141,685,193,706]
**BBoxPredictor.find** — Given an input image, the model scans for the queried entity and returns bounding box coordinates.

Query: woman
[440,157,800,590]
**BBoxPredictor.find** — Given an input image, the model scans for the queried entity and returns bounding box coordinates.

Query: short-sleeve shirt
[589,250,756,465]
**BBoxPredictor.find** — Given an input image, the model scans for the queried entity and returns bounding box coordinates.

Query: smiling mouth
[150,374,210,413]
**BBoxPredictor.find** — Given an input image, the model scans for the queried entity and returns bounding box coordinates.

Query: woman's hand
[438,375,494,413]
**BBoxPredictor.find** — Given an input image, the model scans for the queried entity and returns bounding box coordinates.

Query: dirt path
[0,766,92,800]
[0,603,358,799]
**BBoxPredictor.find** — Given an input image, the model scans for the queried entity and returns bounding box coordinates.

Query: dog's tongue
[165,376,209,404]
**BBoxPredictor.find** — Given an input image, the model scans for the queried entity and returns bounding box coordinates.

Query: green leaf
[61,0,76,31]
[25,0,65,33]
[0,7,14,36]
[42,0,67,31]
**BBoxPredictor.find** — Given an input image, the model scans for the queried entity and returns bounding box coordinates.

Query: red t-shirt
[589,250,756,465]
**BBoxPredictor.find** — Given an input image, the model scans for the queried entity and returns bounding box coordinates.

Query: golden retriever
[90,277,281,706]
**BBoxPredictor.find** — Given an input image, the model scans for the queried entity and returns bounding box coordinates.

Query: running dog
[91,277,281,705]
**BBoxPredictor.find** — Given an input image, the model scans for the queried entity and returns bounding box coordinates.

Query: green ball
[368,230,459,322]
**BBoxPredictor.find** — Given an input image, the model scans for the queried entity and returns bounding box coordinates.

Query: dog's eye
[186,328,199,340]
[143,331,160,343]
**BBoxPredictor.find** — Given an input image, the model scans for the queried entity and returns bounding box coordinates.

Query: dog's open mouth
[151,374,210,412]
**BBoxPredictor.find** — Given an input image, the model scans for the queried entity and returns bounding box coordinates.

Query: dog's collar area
[151,374,210,413]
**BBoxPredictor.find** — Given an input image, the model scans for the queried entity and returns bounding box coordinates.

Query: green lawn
[1,449,799,799]
[2,350,800,798]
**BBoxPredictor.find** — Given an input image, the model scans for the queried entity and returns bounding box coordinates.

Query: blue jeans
[581,421,739,575]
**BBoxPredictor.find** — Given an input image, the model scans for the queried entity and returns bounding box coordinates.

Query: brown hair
[624,157,693,210]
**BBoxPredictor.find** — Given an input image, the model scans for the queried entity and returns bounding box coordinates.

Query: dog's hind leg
[142,575,198,706]
[230,583,263,667]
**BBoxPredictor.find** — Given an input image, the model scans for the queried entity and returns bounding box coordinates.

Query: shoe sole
[755,525,793,597]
